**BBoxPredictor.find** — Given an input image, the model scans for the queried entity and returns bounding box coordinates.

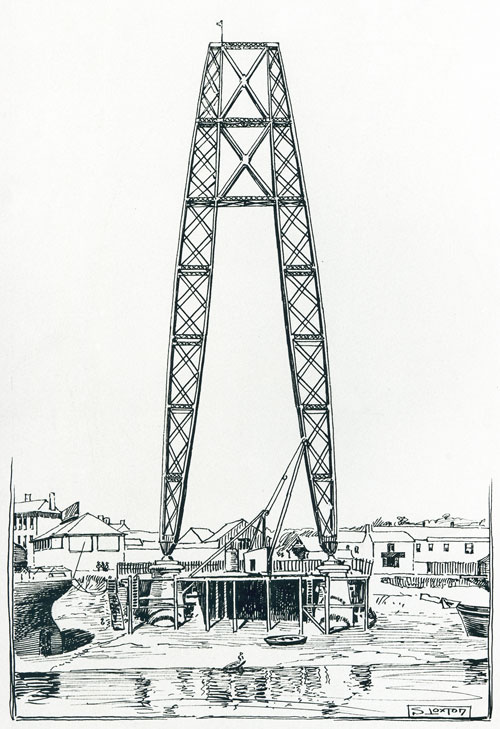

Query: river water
[14,581,490,720]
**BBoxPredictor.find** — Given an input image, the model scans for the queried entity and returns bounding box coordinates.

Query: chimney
[98,515,104,521]
[120,519,125,526]
[24,494,31,502]
[49,492,56,511]
[104,517,110,525]
[365,523,372,534]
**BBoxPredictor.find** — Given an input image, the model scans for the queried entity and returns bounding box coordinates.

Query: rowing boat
[264,634,307,646]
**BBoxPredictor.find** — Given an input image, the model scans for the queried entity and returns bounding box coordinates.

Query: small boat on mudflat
[456,603,489,638]
[441,597,459,610]
[264,634,307,646]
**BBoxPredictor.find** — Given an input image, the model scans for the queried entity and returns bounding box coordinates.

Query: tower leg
[298,576,303,633]
[205,579,210,631]
[265,577,271,632]
[232,580,238,632]
[173,577,179,630]
[324,574,330,635]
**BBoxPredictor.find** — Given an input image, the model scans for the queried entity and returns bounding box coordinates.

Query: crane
[160,41,338,559]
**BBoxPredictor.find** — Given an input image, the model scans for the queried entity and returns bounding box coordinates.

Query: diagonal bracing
[160,41,338,557]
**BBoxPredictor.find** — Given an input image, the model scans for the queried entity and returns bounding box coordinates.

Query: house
[209,519,258,549]
[13,543,28,571]
[111,519,130,533]
[277,533,323,560]
[33,513,125,575]
[395,525,489,576]
[122,530,163,563]
[369,528,415,573]
[13,492,73,566]
[179,527,214,544]
[363,524,489,577]
[337,528,372,559]
[172,528,220,570]
[172,519,264,573]
[478,555,489,579]
[276,527,372,561]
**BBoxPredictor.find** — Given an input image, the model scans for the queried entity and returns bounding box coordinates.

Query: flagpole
[216,20,224,45]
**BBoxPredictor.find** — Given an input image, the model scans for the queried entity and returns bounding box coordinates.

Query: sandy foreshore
[14,577,489,675]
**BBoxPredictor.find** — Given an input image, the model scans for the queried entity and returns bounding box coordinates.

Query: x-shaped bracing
[219,125,272,197]
[160,42,338,559]
[221,48,268,119]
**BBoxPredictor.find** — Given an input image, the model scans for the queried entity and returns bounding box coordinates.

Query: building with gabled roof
[14,492,65,566]
[33,513,125,575]
[179,527,214,544]
[396,525,489,576]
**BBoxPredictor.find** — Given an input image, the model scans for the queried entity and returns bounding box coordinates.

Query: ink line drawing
[9,27,493,722]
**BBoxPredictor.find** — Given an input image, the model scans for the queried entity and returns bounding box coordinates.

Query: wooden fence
[117,561,152,577]
[426,561,478,576]
[272,559,323,573]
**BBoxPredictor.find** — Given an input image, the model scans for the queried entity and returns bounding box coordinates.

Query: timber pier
[113,556,373,636]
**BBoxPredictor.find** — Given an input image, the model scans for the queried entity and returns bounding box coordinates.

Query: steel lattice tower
[160,41,338,558]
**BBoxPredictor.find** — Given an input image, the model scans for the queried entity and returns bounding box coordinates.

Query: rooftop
[388,526,489,541]
[34,513,122,541]
[14,498,59,515]
[179,527,215,544]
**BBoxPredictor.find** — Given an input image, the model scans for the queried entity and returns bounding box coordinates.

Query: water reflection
[15,660,489,719]
[350,664,373,692]
[133,674,152,711]
[203,670,231,706]
[16,672,61,703]
[463,658,488,685]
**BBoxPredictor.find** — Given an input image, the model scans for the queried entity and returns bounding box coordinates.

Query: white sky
[2,1,499,535]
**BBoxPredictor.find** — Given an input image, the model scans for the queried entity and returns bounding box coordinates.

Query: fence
[426,561,478,576]
[117,561,152,577]
[351,557,374,576]
[116,556,373,578]
[272,559,323,573]
[178,559,226,574]
[381,574,483,589]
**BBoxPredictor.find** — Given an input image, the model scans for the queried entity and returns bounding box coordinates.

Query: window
[23,516,27,530]
[69,536,92,553]
[416,543,421,552]
[17,536,21,545]
[249,559,256,571]
[465,543,474,554]
[387,543,395,552]
[354,546,359,554]
[443,543,449,552]
[29,516,34,529]
[428,543,434,551]
[97,535,120,552]
[23,536,27,548]
[51,537,63,549]
[34,541,40,551]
